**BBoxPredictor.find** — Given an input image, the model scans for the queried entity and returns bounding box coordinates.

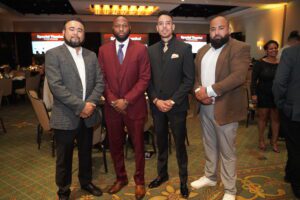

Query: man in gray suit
[45,18,104,200]
[273,44,300,198]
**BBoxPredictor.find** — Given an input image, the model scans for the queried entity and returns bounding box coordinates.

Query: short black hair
[263,40,279,50]
[157,10,173,20]
[63,18,85,30]
[288,30,300,41]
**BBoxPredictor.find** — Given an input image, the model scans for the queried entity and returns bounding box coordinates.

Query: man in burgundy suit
[98,16,150,200]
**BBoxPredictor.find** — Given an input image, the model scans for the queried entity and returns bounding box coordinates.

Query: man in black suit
[273,44,300,198]
[147,11,194,198]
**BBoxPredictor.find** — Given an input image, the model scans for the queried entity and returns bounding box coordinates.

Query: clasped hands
[80,102,96,118]
[111,99,128,114]
[195,86,213,105]
[155,99,174,112]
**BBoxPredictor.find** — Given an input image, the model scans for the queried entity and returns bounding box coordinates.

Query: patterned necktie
[118,44,124,64]
[163,42,168,53]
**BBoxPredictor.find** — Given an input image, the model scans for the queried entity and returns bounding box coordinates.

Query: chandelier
[89,4,159,16]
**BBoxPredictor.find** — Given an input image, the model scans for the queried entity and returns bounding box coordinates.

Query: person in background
[45,18,104,200]
[273,44,300,199]
[98,16,150,200]
[147,10,194,198]
[277,30,300,60]
[251,40,280,153]
[191,16,250,200]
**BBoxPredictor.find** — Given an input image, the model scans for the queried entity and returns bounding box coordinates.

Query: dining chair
[15,74,41,97]
[0,78,13,105]
[0,89,7,133]
[27,89,55,157]
[93,117,108,173]
[125,98,157,158]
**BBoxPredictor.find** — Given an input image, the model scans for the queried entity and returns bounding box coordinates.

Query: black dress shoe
[57,188,70,200]
[148,176,169,188]
[292,184,300,198]
[180,183,189,198]
[81,183,103,196]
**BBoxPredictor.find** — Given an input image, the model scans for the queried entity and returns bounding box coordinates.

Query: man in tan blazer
[190,16,250,200]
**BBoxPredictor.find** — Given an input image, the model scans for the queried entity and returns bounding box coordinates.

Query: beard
[64,37,84,48]
[210,34,230,49]
[113,29,131,42]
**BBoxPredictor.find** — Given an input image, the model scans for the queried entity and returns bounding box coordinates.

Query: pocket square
[171,53,179,59]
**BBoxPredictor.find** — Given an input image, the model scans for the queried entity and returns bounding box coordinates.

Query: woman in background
[251,40,280,153]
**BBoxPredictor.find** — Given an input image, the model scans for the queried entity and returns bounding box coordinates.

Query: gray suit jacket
[273,44,300,121]
[45,44,104,130]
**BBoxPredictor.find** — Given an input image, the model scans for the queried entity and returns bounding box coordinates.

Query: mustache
[213,35,222,39]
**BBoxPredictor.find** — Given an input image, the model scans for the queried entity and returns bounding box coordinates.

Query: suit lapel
[195,45,210,85]
[82,48,90,92]
[107,41,122,86]
[155,43,163,72]
[215,42,230,81]
[62,45,82,87]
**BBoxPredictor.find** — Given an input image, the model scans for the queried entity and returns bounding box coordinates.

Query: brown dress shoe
[135,185,146,200]
[108,181,128,194]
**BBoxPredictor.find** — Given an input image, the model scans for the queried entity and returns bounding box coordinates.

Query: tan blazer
[194,38,251,125]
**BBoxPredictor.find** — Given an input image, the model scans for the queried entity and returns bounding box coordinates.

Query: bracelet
[153,98,158,105]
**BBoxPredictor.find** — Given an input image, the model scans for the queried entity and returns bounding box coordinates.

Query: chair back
[0,78,12,96]
[42,77,53,110]
[0,89,3,106]
[93,122,106,145]
[144,99,153,131]
[26,74,41,92]
[27,90,51,131]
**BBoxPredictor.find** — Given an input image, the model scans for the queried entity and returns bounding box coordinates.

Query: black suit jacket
[273,44,300,121]
[147,37,195,113]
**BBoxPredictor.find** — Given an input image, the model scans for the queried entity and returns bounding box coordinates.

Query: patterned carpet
[0,101,296,200]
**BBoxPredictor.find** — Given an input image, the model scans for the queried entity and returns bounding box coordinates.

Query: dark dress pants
[54,119,93,195]
[280,112,300,191]
[106,115,145,185]
[152,111,188,183]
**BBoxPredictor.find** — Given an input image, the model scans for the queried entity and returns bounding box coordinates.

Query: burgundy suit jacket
[98,40,151,120]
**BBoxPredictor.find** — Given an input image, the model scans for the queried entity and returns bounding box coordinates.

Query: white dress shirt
[200,45,225,97]
[65,43,86,100]
[115,38,130,58]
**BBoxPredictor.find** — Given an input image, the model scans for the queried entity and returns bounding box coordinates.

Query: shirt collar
[160,35,175,47]
[116,37,130,48]
[65,43,82,55]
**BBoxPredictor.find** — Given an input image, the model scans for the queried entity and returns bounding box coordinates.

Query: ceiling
[0,0,291,22]
[0,0,75,15]
[170,4,237,18]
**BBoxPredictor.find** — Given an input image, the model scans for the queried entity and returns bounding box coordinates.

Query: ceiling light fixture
[89,4,159,16]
